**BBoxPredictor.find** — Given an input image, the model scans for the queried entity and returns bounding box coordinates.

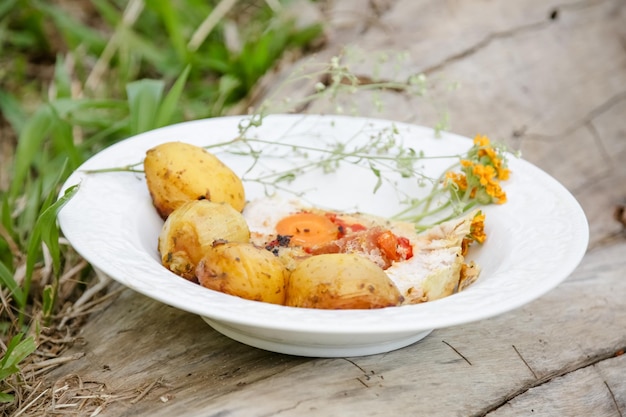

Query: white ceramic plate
[58,114,588,357]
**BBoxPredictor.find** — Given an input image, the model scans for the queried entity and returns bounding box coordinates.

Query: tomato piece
[397,236,413,260]
[376,230,400,262]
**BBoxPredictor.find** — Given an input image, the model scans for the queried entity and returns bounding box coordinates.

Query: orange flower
[497,165,511,181]
[473,134,511,181]
[469,212,486,243]
[473,134,490,147]
[466,162,507,204]
[461,211,487,255]
[445,171,468,190]
[472,164,496,186]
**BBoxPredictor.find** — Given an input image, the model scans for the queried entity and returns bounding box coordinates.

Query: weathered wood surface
[45,0,626,416]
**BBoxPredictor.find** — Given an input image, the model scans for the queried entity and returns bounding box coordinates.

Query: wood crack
[261,399,307,417]
[518,89,626,143]
[586,121,613,169]
[362,0,397,33]
[605,380,624,417]
[421,21,548,76]
[471,346,626,417]
[296,0,620,116]
[421,0,612,76]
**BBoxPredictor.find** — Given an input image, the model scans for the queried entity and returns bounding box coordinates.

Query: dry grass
[0,258,121,416]
[11,373,168,416]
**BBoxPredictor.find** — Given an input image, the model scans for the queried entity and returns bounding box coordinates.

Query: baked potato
[285,253,403,309]
[158,200,250,280]
[196,242,288,305]
[144,141,245,219]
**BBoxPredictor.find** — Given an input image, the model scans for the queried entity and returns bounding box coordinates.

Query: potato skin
[158,200,250,280]
[144,141,245,219]
[285,253,403,309]
[196,242,288,305]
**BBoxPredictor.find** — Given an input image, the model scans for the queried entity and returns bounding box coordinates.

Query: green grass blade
[17,177,44,247]
[0,0,18,19]
[1,192,16,256]
[0,334,36,370]
[126,79,164,134]
[0,392,14,403]
[9,105,55,198]
[52,54,72,99]
[0,334,36,383]
[0,89,27,135]
[35,0,106,53]
[0,334,23,368]
[23,183,79,312]
[117,26,173,73]
[42,285,54,322]
[155,65,190,128]
[49,110,82,170]
[90,0,122,28]
[37,178,66,275]
[145,0,187,61]
[28,181,79,276]
[289,23,323,47]
[0,260,23,305]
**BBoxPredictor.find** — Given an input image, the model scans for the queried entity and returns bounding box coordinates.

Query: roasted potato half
[196,242,288,305]
[285,253,403,309]
[144,141,245,219]
[158,200,250,280]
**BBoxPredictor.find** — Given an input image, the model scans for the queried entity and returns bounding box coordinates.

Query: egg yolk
[275,212,339,249]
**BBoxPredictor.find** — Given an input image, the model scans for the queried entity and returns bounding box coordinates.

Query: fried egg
[242,196,479,304]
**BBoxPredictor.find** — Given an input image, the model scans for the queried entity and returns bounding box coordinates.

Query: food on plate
[196,241,288,305]
[144,141,246,219]
[285,253,403,309]
[384,212,478,304]
[153,145,486,309]
[243,196,481,304]
[158,200,250,280]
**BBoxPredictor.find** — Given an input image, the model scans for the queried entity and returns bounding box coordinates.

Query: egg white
[242,196,305,245]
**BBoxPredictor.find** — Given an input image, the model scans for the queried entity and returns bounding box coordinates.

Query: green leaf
[90,0,122,28]
[52,114,82,170]
[1,193,15,247]
[9,105,55,198]
[218,74,241,96]
[126,79,165,135]
[0,0,18,19]
[0,334,36,382]
[145,0,187,61]
[155,65,191,128]
[42,285,54,321]
[0,335,35,369]
[35,0,106,53]
[23,183,80,311]
[289,23,323,47]
[52,54,72,99]
[369,163,383,194]
[116,26,173,73]
[0,89,27,134]
[17,177,44,246]
[0,260,23,306]
[0,392,14,403]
